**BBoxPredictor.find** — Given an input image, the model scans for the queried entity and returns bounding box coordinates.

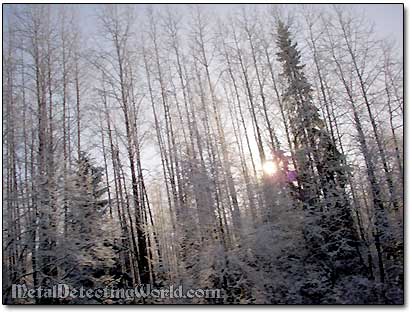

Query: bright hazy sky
[3,4,403,45]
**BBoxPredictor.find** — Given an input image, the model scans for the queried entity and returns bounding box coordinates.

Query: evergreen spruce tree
[63,153,118,302]
[276,20,368,302]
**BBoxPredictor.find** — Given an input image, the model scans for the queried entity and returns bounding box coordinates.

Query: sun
[263,161,277,175]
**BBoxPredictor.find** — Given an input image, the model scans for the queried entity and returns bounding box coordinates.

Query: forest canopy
[2,3,403,304]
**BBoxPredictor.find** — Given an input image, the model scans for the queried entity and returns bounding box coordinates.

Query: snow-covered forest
[3,4,403,304]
